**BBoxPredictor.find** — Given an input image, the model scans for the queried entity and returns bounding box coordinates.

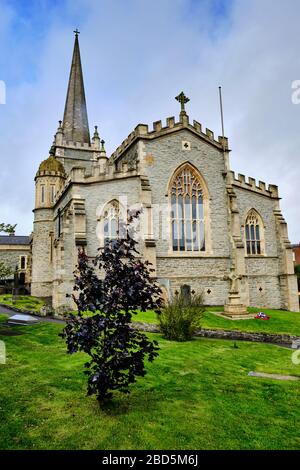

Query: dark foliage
[60,211,163,401]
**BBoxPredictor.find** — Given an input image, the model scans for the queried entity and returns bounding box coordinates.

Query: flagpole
[219,86,225,140]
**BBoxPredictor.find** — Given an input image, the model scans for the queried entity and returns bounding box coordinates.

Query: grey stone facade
[30,34,299,312]
[31,116,299,311]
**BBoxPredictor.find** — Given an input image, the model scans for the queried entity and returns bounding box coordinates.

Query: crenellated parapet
[53,159,140,204]
[54,121,105,155]
[54,139,100,156]
[229,171,279,198]
[111,114,229,162]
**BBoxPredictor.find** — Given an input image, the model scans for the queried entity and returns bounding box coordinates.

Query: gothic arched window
[170,164,206,252]
[103,201,120,246]
[245,209,264,255]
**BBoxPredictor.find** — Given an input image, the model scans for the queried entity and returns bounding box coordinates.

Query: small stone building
[0,235,31,291]
[30,33,299,313]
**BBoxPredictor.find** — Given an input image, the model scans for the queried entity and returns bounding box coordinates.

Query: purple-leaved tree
[60,211,163,402]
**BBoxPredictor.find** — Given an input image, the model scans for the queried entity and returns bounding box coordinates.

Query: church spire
[62,30,90,144]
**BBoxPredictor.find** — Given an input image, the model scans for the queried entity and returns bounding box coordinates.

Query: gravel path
[0,305,16,316]
[0,304,64,324]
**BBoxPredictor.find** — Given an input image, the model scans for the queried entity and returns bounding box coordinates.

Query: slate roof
[0,235,31,245]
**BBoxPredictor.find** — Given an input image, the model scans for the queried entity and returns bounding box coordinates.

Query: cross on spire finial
[73,28,80,36]
[175,91,190,113]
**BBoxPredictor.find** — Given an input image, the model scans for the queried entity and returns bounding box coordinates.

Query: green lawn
[1,294,299,337]
[134,307,300,336]
[0,295,45,313]
[0,315,299,450]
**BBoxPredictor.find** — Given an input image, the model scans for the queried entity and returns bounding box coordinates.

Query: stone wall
[132,321,300,346]
[142,130,230,257]
[245,257,282,308]
[0,248,29,273]
[56,146,95,174]
[195,328,300,345]
[157,256,230,304]
[111,126,298,310]
[141,129,231,306]
[114,142,139,172]
[31,208,54,298]
[32,117,298,311]
[0,245,30,288]
[51,175,142,308]
[234,186,278,256]
[235,185,298,309]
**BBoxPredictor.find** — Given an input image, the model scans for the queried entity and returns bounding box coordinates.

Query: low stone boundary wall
[195,328,299,346]
[132,321,300,346]
[131,321,160,333]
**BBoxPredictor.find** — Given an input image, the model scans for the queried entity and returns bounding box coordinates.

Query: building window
[51,186,55,203]
[245,209,264,255]
[50,232,54,262]
[41,185,45,204]
[103,201,121,246]
[20,256,27,270]
[57,208,62,237]
[170,164,206,252]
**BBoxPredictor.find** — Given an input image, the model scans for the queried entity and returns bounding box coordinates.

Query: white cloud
[0,0,299,242]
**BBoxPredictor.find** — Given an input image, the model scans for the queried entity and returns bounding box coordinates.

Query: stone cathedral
[31,33,299,314]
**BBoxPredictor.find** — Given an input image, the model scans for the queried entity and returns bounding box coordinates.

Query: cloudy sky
[0,0,299,242]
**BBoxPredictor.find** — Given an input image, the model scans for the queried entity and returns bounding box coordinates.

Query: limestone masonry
[28,33,298,313]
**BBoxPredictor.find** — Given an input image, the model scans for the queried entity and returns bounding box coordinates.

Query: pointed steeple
[62,30,90,144]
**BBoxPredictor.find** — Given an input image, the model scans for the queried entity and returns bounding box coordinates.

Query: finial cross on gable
[175,91,190,113]
[73,28,80,36]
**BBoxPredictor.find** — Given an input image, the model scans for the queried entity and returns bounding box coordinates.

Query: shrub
[158,292,204,341]
[60,211,163,402]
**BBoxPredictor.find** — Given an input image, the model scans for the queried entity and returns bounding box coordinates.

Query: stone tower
[31,31,102,306]
[31,151,66,300]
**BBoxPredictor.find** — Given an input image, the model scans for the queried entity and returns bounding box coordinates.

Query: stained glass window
[170,165,205,252]
[103,201,120,246]
[245,209,262,255]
